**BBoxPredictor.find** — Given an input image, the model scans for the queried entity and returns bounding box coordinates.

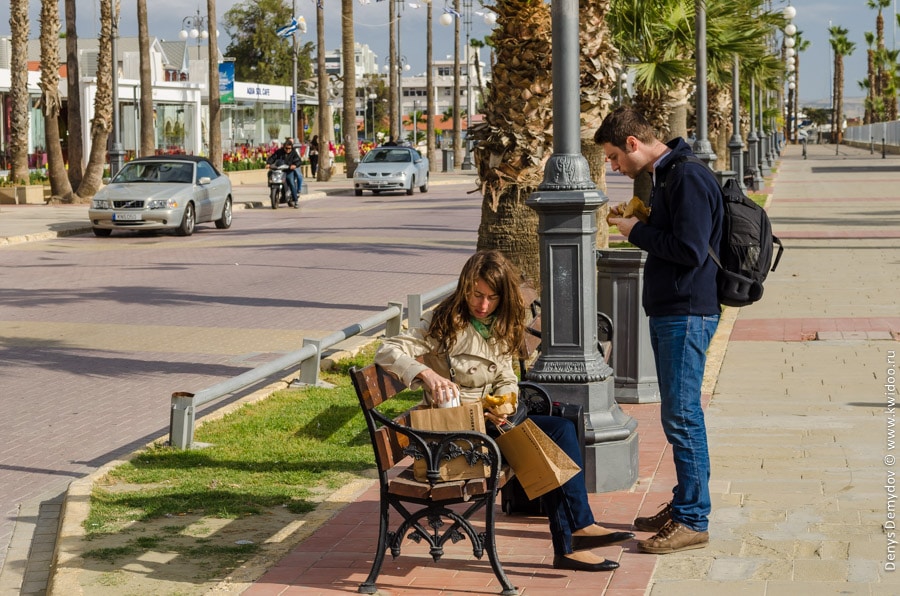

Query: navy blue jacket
[627,138,723,317]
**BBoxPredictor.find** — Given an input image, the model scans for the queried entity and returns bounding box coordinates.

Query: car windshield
[113,162,194,184]
[362,149,412,164]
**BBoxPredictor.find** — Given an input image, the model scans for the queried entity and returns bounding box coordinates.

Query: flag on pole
[443,7,461,18]
[276,18,299,38]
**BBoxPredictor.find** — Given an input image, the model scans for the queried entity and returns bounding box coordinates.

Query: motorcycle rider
[266,138,302,208]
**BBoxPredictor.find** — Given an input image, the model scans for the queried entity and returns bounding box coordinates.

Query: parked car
[353,146,429,196]
[88,155,233,237]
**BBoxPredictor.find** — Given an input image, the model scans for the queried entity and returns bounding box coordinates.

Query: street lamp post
[728,54,745,189]
[524,0,638,493]
[180,9,209,64]
[692,1,717,169]
[747,78,763,189]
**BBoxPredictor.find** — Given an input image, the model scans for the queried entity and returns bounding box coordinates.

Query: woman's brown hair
[427,250,526,357]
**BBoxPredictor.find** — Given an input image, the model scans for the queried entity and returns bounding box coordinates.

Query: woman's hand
[416,369,460,407]
[483,410,510,429]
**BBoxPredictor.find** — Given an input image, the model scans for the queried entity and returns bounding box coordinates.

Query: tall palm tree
[39,0,74,201]
[579,0,620,249]
[471,0,554,284]
[138,0,155,157]
[207,0,222,170]
[65,0,84,188]
[868,0,891,101]
[453,0,462,165]
[828,26,855,145]
[863,31,877,124]
[315,0,332,180]
[342,0,359,177]
[8,0,30,185]
[387,0,398,141]
[77,0,115,200]
[792,32,810,141]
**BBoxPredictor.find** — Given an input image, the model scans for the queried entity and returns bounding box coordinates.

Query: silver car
[88,156,233,237]
[353,146,429,196]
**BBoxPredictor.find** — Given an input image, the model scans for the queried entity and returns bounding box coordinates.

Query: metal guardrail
[169,282,458,449]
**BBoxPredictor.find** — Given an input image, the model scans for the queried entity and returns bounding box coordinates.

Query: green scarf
[470,316,495,339]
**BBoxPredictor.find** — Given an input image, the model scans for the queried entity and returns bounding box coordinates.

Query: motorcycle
[267,161,293,209]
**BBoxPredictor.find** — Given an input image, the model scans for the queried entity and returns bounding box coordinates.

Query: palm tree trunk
[9,0,30,184]
[77,0,115,200]
[342,0,359,177]
[65,0,84,188]
[316,1,332,180]
[138,0,154,157]
[388,0,397,141]
[453,0,462,165]
[39,0,73,202]
[207,0,222,170]
[426,1,436,170]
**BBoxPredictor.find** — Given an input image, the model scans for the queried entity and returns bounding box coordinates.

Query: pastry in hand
[621,196,651,223]
[483,393,517,416]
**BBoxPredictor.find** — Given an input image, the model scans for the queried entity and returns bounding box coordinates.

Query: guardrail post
[299,338,322,386]
[407,293,424,329]
[169,392,196,449]
[386,301,404,337]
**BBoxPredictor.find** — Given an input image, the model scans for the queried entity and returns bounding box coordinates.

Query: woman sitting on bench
[375,250,633,572]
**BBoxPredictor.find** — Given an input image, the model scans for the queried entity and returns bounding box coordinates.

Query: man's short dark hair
[594,106,658,150]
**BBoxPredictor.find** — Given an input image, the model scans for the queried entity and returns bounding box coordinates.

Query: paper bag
[409,402,490,482]
[496,418,581,500]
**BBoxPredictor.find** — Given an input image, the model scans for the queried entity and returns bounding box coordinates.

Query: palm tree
[65,0,84,188]
[792,32,810,141]
[863,31,877,124]
[453,0,463,165]
[579,0,620,249]
[207,0,222,170]
[387,0,398,141]
[138,0,155,157]
[470,0,554,284]
[8,0,29,185]
[315,0,332,180]
[828,26,855,145]
[342,0,359,177]
[868,0,891,101]
[607,0,694,138]
[39,0,74,201]
[77,0,115,200]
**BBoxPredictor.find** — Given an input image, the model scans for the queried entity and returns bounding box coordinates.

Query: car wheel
[176,203,196,236]
[406,179,414,196]
[355,189,363,196]
[419,173,429,193]
[270,186,279,209]
[215,197,233,229]
[92,228,112,237]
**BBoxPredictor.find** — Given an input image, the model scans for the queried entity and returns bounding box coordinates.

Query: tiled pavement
[5,142,900,595]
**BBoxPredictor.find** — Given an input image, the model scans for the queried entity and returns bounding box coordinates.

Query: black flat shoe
[552,555,619,572]
[571,530,635,550]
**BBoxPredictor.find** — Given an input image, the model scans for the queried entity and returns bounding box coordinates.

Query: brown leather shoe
[633,501,672,532]
[637,520,709,554]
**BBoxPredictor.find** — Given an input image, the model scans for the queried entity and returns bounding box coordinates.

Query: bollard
[884,138,887,159]
[170,392,196,449]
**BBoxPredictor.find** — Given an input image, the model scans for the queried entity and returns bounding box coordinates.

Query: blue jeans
[649,314,719,532]
[530,415,594,555]
[285,169,299,202]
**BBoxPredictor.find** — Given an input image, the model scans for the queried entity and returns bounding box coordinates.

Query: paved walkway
[238,142,900,595]
[6,144,900,595]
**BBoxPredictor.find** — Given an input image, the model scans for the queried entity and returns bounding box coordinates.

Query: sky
[0,0,894,108]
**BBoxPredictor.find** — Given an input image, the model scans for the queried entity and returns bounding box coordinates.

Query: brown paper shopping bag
[409,402,490,482]
[495,418,581,500]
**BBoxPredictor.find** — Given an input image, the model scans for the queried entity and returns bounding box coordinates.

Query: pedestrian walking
[595,106,723,554]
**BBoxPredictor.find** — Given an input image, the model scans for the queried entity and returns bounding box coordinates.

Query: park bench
[350,363,519,595]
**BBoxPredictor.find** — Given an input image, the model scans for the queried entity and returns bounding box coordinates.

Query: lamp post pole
[747,78,762,189]
[109,0,124,176]
[692,1,717,169]
[728,54,745,189]
[460,0,474,170]
[524,0,638,494]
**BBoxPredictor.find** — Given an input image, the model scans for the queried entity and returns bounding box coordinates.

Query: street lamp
[728,54,745,189]
[180,10,209,63]
[782,5,797,145]
[692,1,717,168]
[109,0,124,176]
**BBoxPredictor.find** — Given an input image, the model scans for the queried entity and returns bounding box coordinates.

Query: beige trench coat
[374,311,519,406]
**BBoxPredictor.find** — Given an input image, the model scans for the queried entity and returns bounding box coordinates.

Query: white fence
[843,120,900,148]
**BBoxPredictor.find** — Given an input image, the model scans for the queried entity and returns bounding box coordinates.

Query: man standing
[594,106,723,554]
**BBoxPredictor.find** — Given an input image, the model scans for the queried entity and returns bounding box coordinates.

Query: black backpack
[665,157,784,307]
